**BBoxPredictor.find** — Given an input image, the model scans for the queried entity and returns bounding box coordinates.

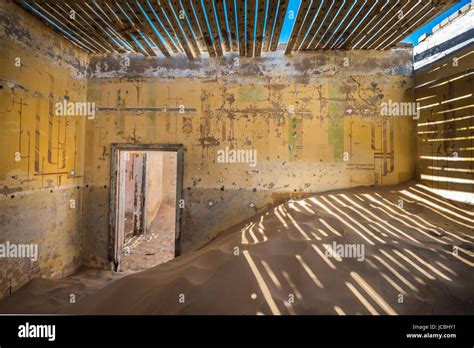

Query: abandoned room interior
[0,0,472,316]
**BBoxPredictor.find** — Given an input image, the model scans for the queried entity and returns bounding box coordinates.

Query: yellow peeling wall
[84,50,416,266]
[0,0,88,298]
[0,0,417,285]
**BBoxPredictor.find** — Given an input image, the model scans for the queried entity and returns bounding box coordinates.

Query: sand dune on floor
[1,181,472,315]
[61,181,473,315]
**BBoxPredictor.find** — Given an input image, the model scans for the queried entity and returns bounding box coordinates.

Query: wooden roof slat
[138,0,180,53]
[236,0,246,56]
[115,0,157,55]
[368,0,424,49]
[357,0,410,49]
[44,2,109,53]
[16,0,461,57]
[292,1,321,51]
[203,0,223,56]
[155,1,183,52]
[25,1,96,53]
[262,0,278,52]
[161,0,194,58]
[99,0,144,53]
[125,0,170,56]
[246,0,256,57]
[215,0,231,52]
[170,0,201,56]
[307,0,341,50]
[191,0,217,56]
[319,0,360,50]
[225,0,238,51]
[270,0,288,51]
[254,0,266,57]
[284,0,312,54]
[89,1,132,52]
[336,0,390,50]
[299,0,332,50]
[379,0,452,50]
[181,0,209,54]
[70,1,128,52]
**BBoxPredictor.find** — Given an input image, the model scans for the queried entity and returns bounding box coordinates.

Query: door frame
[109,143,184,271]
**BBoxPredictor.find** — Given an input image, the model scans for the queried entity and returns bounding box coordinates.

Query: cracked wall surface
[1,0,417,293]
[0,0,88,298]
[84,50,415,265]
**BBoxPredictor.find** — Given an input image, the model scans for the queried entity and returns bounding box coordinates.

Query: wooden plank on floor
[270,0,288,51]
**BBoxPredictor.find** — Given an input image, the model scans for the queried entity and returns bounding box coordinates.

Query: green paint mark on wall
[239,86,265,102]
[288,116,297,161]
[328,83,344,161]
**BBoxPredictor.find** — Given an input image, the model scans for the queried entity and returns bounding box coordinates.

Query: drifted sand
[1,180,473,315]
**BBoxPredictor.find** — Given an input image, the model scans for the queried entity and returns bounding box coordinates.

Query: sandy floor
[121,202,176,271]
[1,180,473,315]
[0,268,129,314]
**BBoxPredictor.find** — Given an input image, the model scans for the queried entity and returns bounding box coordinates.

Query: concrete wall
[146,151,164,227]
[0,0,88,297]
[82,49,416,266]
[162,152,177,205]
[0,0,418,282]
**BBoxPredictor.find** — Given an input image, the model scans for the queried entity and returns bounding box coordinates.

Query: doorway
[109,144,183,272]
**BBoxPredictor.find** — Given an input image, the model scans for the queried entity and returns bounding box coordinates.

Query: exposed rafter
[16,0,457,58]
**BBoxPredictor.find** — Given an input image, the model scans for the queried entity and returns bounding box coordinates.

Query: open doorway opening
[109,144,183,272]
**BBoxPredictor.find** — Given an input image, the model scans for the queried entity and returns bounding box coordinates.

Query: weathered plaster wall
[162,152,177,205]
[83,49,415,266]
[0,0,88,298]
[146,151,164,227]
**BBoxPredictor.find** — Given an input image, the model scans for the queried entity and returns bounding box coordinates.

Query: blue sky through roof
[278,0,470,46]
